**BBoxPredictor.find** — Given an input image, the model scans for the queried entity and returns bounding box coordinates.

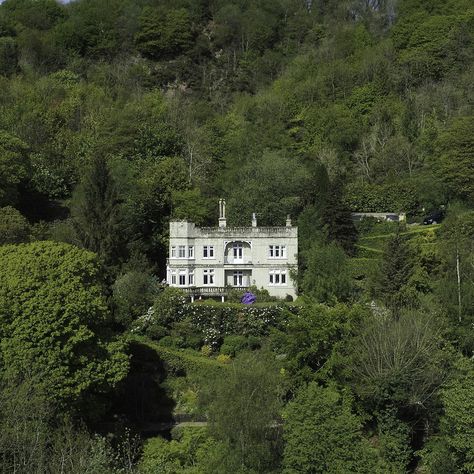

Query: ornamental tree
[0,241,129,409]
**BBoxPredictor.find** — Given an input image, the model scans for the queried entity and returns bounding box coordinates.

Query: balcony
[182,286,251,298]
[224,257,253,265]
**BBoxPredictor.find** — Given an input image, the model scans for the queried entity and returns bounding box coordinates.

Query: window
[171,246,177,258]
[269,270,287,285]
[269,245,286,259]
[233,271,243,286]
[188,246,194,258]
[188,271,194,285]
[170,270,177,285]
[178,245,186,258]
[203,245,215,258]
[203,269,215,285]
[179,271,186,286]
[233,243,243,261]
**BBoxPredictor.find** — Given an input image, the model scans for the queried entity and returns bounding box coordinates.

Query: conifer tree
[370,231,416,313]
[321,178,358,255]
[72,155,124,273]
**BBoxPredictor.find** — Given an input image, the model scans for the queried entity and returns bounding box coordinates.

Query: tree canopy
[0,241,129,409]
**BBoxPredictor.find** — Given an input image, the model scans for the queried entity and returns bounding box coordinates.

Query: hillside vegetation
[1,0,474,472]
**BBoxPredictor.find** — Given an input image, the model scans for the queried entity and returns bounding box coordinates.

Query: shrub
[226,286,278,303]
[220,335,248,357]
[201,345,213,357]
[133,300,299,348]
[216,354,231,364]
[184,303,296,347]
[153,287,187,328]
[172,319,203,350]
[158,335,184,348]
[112,271,159,326]
[0,206,30,244]
[344,181,419,214]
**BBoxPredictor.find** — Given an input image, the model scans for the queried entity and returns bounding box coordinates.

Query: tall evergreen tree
[370,231,416,313]
[321,178,358,255]
[71,155,124,273]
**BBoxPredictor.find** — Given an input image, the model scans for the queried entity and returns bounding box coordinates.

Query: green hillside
[1,0,474,472]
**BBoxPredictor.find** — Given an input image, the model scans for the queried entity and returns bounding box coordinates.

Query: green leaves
[397,13,472,81]
[135,7,193,60]
[0,206,30,244]
[202,350,284,472]
[435,116,474,203]
[0,241,129,409]
[283,383,380,473]
[438,358,474,472]
[301,243,354,304]
[0,130,30,206]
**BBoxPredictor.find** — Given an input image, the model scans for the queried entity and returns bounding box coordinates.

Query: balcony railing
[224,257,252,265]
[182,286,251,297]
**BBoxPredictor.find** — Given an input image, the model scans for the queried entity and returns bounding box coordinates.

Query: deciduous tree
[282,382,381,473]
[0,241,129,409]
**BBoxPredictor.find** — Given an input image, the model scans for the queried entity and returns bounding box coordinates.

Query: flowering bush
[133,300,299,348]
[192,303,297,347]
[153,287,187,328]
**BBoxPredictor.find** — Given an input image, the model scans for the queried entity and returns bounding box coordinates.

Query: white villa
[166,200,298,301]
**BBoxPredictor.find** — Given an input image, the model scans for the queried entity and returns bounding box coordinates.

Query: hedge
[133,301,300,348]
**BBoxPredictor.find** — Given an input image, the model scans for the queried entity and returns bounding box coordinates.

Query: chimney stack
[252,213,257,227]
[286,215,292,227]
[219,199,227,228]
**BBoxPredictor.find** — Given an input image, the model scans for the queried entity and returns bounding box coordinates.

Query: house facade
[166,200,298,300]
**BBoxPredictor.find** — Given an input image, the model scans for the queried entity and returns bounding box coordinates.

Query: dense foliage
[0,0,473,471]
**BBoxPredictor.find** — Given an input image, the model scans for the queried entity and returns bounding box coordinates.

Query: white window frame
[188,245,194,258]
[269,269,287,286]
[233,243,243,261]
[178,271,186,286]
[269,245,287,259]
[171,246,177,258]
[178,245,186,258]
[170,269,177,285]
[203,245,215,259]
[188,271,194,286]
[203,269,215,285]
[233,271,243,287]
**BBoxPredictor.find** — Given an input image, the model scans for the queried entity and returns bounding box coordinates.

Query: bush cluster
[132,289,299,349]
